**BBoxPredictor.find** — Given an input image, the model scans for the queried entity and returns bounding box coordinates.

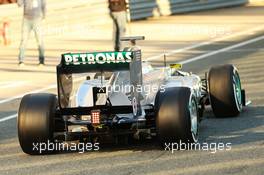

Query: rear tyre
[155,87,199,145]
[18,93,57,155]
[208,64,242,117]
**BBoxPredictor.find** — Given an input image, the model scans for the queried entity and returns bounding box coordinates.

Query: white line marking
[0,84,57,104]
[0,82,11,85]
[0,77,87,123]
[0,114,17,123]
[147,25,264,61]
[0,81,27,89]
[0,77,86,105]
[180,35,264,64]
[0,81,24,85]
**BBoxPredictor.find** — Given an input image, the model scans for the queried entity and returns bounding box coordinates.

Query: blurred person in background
[17,0,46,66]
[0,0,16,4]
[108,0,127,51]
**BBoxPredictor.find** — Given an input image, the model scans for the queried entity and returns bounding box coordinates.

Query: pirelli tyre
[155,87,199,145]
[18,93,57,155]
[208,64,243,117]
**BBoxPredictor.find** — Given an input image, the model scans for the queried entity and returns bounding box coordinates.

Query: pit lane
[0,4,264,175]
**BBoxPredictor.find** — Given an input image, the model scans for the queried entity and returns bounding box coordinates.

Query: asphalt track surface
[0,4,264,175]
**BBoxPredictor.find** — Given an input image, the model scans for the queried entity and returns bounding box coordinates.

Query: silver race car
[17,36,246,154]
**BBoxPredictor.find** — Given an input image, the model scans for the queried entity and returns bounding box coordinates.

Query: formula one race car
[17,36,246,154]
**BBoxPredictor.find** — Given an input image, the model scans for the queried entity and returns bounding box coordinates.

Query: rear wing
[57,51,135,74]
[57,36,145,116]
[56,50,143,112]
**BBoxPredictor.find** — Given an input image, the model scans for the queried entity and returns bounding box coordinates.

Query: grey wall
[128,0,249,21]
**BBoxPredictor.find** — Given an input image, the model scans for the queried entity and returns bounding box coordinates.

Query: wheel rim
[189,98,198,142]
[233,71,242,112]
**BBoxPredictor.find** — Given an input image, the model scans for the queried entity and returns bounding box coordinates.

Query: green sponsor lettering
[62,52,133,66]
